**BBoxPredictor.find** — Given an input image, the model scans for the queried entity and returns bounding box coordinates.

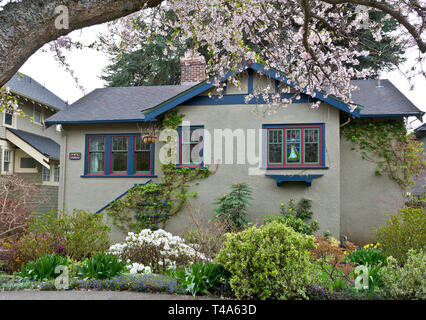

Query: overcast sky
[18,23,426,129]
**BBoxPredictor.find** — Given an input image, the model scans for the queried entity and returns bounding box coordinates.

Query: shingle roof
[351,79,424,118]
[5,73,67,111]
[45,85,193,124]
[45,77,424,125]
[414,123,426,132]
[7,128,60,159]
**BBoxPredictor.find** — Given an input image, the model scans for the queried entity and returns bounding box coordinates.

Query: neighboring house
[45,53,424,244]
[413,123,426,195]
[1,73,67,214]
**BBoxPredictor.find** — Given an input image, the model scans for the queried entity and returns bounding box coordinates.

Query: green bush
[375,207,425,264]
[79,252,126,280]
[349,247,387,267]
[264,198,319,235]
[381,249,426,300]
[212,183,252,232]
[216,221,318,299]
[30,209,110,260]
[16,254,68,281]
[173,262,229,296]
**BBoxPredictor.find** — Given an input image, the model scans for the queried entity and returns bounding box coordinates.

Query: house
[413,123,426,195]
[1,73,67,214]
[44,52,424,244]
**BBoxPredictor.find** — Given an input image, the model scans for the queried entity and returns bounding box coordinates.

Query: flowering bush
[109,229,207,273]
[2,233,67,273]
[349,244,386,267]
[126,263,152,275]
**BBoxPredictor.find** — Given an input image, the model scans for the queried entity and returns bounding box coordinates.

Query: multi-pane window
[267,129,283,165]
[179,126,203,167]
[42,166,50,182]
[4,110,13,127]
[3,150,11,172]
[265,124,324,168]
[33,106,42,124]
[85,134,154,176]
[54,164,60,182]
[134,137,151,174]
[88,137,105,174]
[111,137,128,174]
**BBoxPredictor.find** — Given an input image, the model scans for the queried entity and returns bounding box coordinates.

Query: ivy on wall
[106,110,214,232]
[340,120,425,189]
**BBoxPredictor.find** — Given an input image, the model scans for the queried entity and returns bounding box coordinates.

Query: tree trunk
[0,0,162,87]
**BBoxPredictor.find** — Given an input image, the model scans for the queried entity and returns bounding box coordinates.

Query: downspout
[340,116,351,128]
[60,127,67,214]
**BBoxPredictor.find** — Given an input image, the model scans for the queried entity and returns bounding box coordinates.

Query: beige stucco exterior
[56,75,406,245]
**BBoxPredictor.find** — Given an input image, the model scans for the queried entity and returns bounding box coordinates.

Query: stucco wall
[340,135,405,244]
[61,101,342,243]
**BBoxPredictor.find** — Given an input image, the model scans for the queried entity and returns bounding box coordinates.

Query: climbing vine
[341,120,425,189]
[106,110,214,232]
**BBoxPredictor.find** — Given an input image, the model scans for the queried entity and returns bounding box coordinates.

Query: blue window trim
[82,133,155,178]
[262,123,326,169]
[177,125,204,169]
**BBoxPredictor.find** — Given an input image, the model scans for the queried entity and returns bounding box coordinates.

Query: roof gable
[143,62,361,121]
[5,73,67,111]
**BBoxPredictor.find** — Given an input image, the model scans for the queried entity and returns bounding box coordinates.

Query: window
[88,137,105,174]
[33,105,42,125]
[111,136,128,174]
[20,157,36,168]
[134,137,151,174]
[4,109,13,127]
[264,124,325,168]
[3,150,11,173]
[42,166,50,182]
[54,164,60,182]
[178,126,204,167]
[84,134,154,177]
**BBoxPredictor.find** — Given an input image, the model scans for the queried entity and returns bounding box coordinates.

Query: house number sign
[69,152,81,160]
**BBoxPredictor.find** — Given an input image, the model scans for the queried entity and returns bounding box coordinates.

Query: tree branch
[0,0,163,87]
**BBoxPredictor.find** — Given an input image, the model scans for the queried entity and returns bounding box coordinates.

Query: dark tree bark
[0,0,163,87]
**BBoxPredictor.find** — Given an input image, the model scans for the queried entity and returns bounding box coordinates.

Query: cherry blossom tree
[0,0,425,112]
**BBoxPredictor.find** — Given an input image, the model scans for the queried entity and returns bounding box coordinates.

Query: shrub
[16,254,68,281]
[2,233,67,273]
[381,249,426,300]
[212,183,252,232]
[183,204,232,260]
[264,198,319,235]
[216,221,317,299]
[0,175,42,243]
[29,209,110,260]
[79,252,126,280]
[108,229,207,273]
[310,234,357,289]
[375,207,425,264]
[349,246,387,267]
[173,262,229,296]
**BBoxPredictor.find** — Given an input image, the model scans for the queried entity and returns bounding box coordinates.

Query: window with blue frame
[85,134,154,177]
[178,126,204,168]
[264,124,325,168]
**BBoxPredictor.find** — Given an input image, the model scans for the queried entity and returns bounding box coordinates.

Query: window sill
[263,166,328,170]
[80,174,157,178]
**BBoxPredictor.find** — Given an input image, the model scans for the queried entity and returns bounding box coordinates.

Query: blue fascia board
[95,180,152,214]
[45,118,155,125]
[266,174,323,187]
[143,61,359,120]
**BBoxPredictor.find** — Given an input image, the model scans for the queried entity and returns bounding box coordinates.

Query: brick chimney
[180,49,206,85]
